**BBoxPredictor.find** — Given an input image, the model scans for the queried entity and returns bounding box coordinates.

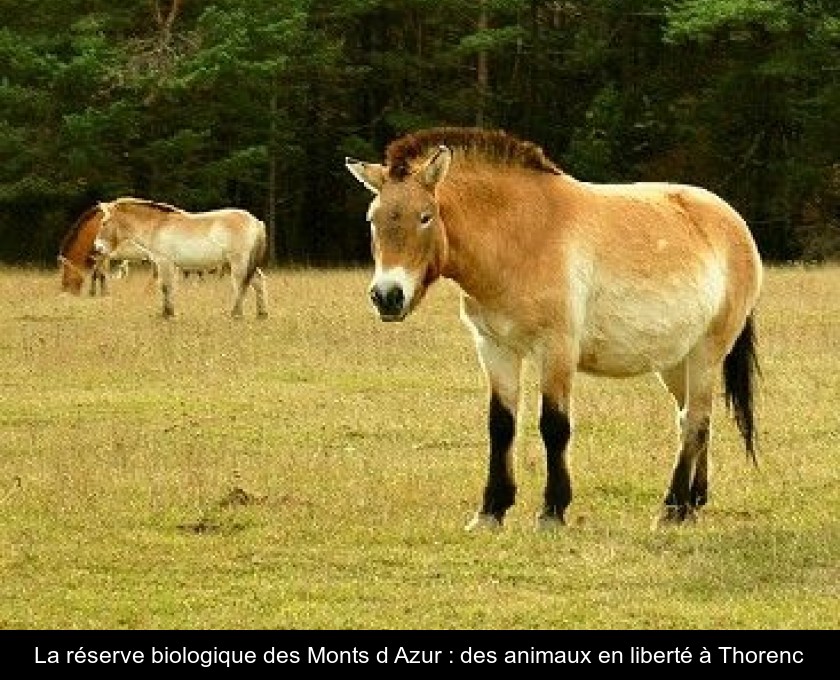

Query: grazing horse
[58,205,110,296]
[346,127,763,529]
[58,205,154,295]
[94,197,268,319]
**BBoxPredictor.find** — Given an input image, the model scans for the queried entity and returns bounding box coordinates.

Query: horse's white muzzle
[368,267,417,322]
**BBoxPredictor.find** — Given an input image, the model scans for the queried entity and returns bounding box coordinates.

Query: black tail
[723,314,760,465]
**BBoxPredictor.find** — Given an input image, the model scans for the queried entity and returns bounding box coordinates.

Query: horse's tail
[243,218,268,287]
[723,313,760,466]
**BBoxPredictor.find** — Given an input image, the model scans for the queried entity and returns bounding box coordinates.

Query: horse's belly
[577,280,721,376]
[162,236,227,268]
[176,250,226,268]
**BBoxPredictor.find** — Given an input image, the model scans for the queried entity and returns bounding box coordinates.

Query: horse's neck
[122,231,156,259]
[440,170,554,301]
[112,218,155,258]
[64,232,95,268]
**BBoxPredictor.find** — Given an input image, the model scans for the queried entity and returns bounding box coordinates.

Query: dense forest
[1,0,838,265]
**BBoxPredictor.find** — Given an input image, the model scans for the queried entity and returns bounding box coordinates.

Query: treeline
[1,0,838,265]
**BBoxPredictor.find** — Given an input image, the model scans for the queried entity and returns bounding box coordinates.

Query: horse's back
[193,209,263,238]
[208,210,266,255]
[634,182,763,345]
[140,208,262,266]
[562,179,762,375]
[572,179,760,296]
[660,182,762,297]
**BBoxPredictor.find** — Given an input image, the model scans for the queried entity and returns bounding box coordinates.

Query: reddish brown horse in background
[58,205,108,295]
[58,205,151,295]
[346,127,763,529]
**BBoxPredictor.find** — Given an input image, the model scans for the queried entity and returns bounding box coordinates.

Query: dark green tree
[0,0,837,264]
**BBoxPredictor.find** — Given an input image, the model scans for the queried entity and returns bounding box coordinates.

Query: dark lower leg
[161,283,174,317]
[690,429,709,508]
[664,417,709,520]
[481,392,516,522]
[540,396,572,523]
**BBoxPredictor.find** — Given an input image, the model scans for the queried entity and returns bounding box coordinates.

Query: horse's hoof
[465,512,502,532]
[535,512,565,531]
[651,505,698,530]
[257,311,268,320]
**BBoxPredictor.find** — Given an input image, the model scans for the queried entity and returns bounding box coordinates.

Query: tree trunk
[151,0,181,47]
[267,89,278,265]
[476,0,488,127]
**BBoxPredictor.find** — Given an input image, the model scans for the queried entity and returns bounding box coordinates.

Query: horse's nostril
[370,284,405,316]
[370,287,384,308]
[385,286,404,311]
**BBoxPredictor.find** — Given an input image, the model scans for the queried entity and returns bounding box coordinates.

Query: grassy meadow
[0,263,837,630]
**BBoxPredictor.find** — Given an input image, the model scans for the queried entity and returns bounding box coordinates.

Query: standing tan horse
[58,205,153,296]
[346,127,762,529]
[94,197,268,319]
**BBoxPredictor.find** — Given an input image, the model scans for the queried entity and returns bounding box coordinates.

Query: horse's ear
[420,145,452,190]
[345,158,385,194]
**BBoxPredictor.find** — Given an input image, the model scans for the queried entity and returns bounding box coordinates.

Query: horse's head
[93,201,127,257]
[58,255,85,294]
[345,145,451,322]
[58,205,103,295]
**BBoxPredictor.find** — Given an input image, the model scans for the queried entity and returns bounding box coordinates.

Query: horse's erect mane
[385,127,563,180]
[112,196,181,214]
[59,204,100,255]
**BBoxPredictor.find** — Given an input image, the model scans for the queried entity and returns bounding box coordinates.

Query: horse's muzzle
[369,283,406,321]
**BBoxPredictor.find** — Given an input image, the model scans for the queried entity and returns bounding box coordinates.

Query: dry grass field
[0,263,837,629]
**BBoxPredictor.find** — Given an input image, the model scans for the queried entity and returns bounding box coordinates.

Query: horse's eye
[420,212,433,228]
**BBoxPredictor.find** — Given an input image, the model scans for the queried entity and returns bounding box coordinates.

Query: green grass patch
[0,264,837,629]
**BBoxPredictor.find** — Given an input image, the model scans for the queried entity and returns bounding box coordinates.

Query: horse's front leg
[465,334,522,531]
[228,258,248,319]
[157,259,176,318]
[90,259,106,296]
[535,342,575,529]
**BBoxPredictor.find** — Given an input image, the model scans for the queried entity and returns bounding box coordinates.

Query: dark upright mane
[59,205,100,255]
[385,127,563,180]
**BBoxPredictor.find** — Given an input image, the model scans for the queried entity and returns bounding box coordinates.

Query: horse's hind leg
[658,360,713,524]
[465,334,522,531]
[251,268,268,319]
